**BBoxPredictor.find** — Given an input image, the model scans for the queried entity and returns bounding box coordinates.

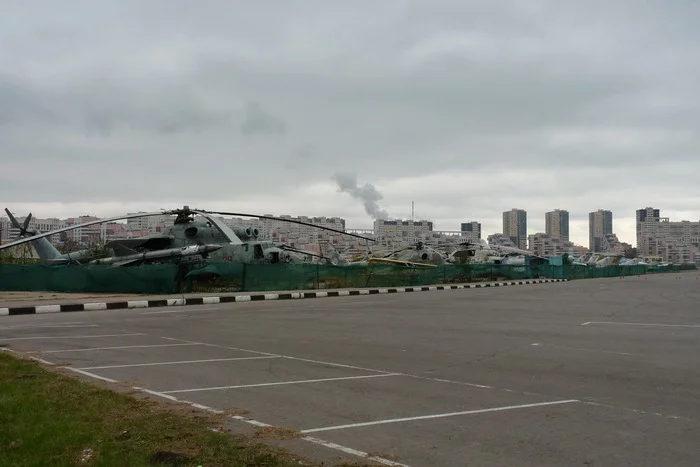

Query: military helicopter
[0,206,375,267]
[443,239,548,265]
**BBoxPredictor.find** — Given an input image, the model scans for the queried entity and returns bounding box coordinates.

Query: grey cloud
[1,0,699,247]
[284,142,319,169]
[240,101,286,136]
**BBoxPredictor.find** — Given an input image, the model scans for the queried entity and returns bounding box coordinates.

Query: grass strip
[0,351,314,467]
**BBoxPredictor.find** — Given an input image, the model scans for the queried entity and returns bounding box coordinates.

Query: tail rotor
[4,208,34,237]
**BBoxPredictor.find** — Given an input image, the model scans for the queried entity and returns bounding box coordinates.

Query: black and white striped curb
[0,278,567,317]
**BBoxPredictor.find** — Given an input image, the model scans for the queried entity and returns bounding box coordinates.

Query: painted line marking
[581,401,694,422]
[43,343,201,353]
[158,337,282,357]
[64,367,119,383]
[144,306,230,315]
[0,333,145,341]
[77,356,281,370]
[4,348,411,466]
[302,436,411,466]
[281,355,397,375]
[581,321,700,328]
[530,343,637,356]
[161,373,401,394]
[158,336,535,393]
[1,346,58,366]
[0,324,99,330]
[300,400,580,433]
[7,348,409,467]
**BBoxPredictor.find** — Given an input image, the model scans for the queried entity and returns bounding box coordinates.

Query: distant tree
[59,238,79,254]
[83,238,110,259]
[0,243,40,265]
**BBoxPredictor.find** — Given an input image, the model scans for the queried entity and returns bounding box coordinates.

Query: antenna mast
[411,201,414,222]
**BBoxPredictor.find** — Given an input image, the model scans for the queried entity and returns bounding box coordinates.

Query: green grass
[0,351,314,467]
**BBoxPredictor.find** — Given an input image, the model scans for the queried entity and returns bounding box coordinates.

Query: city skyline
[4,203,697,250]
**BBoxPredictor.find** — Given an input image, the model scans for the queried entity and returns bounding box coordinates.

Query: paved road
[2,273,699,466]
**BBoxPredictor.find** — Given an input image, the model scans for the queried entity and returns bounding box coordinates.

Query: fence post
[365,263,376,287]
[241,263,247,292]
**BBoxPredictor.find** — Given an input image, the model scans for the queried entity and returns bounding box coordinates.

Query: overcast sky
[1,1,698,247]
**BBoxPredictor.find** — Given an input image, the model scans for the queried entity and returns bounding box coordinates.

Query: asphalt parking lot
[2,273,699,466]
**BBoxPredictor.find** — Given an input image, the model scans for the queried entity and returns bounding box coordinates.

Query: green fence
[647,263,698,274]
[0,263,181,294]
[0,260,683,295]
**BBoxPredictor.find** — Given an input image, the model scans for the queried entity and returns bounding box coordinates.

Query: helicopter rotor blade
[23,213,32,232]
[199,210,377,243]
[4,208,22,230]
[278,244,327,260]
[0,210,176,252]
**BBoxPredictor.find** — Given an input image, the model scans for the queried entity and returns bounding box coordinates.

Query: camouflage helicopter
[0,206,375,267]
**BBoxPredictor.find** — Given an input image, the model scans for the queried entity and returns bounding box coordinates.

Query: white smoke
[332,173,389,220]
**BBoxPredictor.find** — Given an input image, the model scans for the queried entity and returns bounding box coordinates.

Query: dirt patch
[252,426,303,440]
[0,291,146,301]
[226,406,252,416]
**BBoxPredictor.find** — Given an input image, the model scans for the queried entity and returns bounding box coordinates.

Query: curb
[0,278,568,317]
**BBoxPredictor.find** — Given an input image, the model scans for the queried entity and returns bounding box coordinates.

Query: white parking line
[300,400,580,433]
[161,373,401,394]
[0,323,98,330]
[43,343,201,353]
[157,336,536,394]
[1,333,145,341]
[301,436,412,466]
[582,321,700,328]
[530,342,638,356]
[143,306,230,315]
[4,347,412,466]
[77,355,281,370]
[65,367,119,383]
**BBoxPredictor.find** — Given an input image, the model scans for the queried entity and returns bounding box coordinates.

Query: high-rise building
[636,207,661,254]
[503,208,527,250]
[460,221,481,240]
[545,209,569,242]
[589,209,613,252]
[636,207,700,263]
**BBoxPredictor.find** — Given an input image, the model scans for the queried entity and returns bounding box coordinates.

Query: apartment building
[0,216,10,243]
[528,232,587,258]
[545,209,569,242]
[126,213,176,233]
[502,209,527,250]
[373,219,433,248]
[588,209,613,252]
[636,207,700,263]
[460,221,482,241]
[1,214,67,245]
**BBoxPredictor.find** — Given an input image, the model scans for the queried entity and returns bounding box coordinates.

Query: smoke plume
[332,172,389,220]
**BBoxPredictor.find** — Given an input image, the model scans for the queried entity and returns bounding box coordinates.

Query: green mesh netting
[0,263,179,294]
[0,261,691,294]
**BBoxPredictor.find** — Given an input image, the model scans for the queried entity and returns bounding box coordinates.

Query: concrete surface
[1,273,699,466]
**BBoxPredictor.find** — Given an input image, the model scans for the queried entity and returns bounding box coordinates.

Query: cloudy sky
[1,1,698,246]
